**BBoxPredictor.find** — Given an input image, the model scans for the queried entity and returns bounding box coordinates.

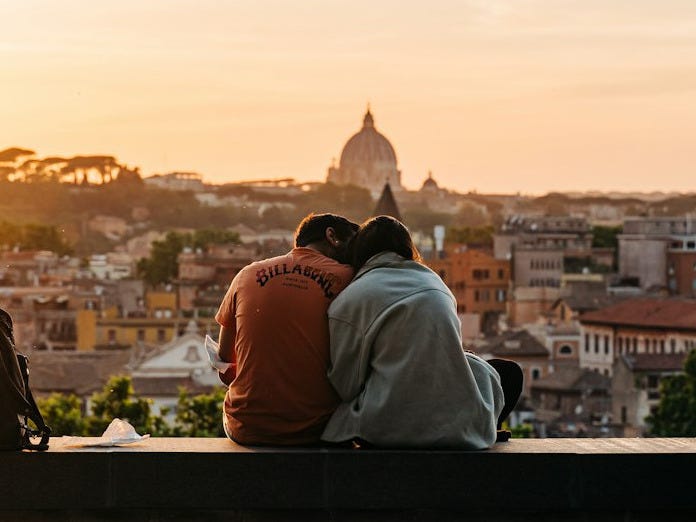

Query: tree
[647,350,696,436]
[0,221,73,255]
[137,229,240,286]
[172,387,226,437]
[136,231,187,286]
[402,207,452,234]
[86,375,169,436]
[591,225,621,249]
[37,393,87,436]
[446,225,495,247]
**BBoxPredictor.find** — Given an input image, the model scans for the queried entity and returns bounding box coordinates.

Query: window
[594,334,599,354]
[585,334,589,353]
[531,368,541,380]
[157,329,166,343]
[107,329,116,344]
[137,329,145,342]
[559,345,572,355]
[604,335,609,355]
[474,290,480,302]
[184,345,201,362]
[498,269,504,279]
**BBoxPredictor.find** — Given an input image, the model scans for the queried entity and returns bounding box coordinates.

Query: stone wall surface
[1,437,695,521]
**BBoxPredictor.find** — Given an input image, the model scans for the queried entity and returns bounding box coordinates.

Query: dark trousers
[488,358,524,430]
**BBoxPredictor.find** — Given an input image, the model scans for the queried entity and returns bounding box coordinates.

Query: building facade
[426,246,510,335]
[579,297,696,377]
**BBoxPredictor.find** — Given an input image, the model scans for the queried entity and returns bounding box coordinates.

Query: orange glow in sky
[2,1,696,194]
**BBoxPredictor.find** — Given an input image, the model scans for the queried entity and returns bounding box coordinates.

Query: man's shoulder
[236,250,352,280]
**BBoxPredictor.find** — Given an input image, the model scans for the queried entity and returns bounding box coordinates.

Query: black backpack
[0,308,51,451]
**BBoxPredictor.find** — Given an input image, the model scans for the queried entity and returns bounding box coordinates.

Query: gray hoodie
[321,251,504,449]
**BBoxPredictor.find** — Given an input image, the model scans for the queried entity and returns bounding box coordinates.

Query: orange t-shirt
[215,247,353,445]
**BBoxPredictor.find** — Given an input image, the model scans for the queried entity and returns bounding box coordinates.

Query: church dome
[339,109,397,169]
[421,171,439,192]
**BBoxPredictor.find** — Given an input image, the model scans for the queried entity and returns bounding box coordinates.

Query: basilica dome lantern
[327,107,403,197]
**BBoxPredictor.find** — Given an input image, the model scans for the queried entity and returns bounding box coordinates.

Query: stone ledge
[1,438,695,521]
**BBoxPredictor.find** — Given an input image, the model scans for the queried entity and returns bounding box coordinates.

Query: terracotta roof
[477,329,549,357]
[580,298,696,331]
[555,294,622,314]
[131,376,218,397]
[621,353,687,372]
[29,349,132,396]
[531,367,610,393]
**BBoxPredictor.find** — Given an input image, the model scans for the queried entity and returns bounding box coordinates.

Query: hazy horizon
[3,1,696,194]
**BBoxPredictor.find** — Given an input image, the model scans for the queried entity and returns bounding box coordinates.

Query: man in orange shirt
[215,213,358,445]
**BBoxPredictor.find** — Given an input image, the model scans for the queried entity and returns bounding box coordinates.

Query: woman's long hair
[352,215,422,270]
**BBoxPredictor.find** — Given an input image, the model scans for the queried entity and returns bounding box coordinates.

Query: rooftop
[580,297,696,331]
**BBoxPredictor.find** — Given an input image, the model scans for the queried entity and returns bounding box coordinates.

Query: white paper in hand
[205,334,233,372]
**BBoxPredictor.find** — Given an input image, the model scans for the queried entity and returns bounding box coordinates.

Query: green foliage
[136,231,187,287]
[402,208,452,234]
[0,220,73,255]
[591,225,622,249]
[647,350,696,436]
[36,393,87,436]
[510,422,534,439]
[299,183,373,223]
[86,375,169,436]
[137,229,240,286]
[446,225,495,246]
[190,229,241,250]
[172,387,227,437]
[37,376,228,437]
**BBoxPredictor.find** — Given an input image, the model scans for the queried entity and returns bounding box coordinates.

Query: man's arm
[217,325,237,385]
[218,324,236,361]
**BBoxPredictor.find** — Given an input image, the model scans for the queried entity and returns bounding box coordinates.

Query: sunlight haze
[2,0,696,194]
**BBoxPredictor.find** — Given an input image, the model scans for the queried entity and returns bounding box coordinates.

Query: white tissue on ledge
[101,418,149,444]
[205,334,233,372]
[63,418,150,447]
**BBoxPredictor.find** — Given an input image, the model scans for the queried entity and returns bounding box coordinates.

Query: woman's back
[322,252,504,449]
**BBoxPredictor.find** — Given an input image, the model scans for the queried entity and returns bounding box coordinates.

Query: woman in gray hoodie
[322,216,518,449]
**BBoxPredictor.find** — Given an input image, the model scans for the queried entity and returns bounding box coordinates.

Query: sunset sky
[2,1,696,194]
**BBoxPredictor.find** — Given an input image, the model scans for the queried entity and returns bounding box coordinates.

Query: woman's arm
[327,317,367,402]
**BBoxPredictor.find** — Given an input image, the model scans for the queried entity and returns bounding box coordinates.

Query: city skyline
[3,1,696,194]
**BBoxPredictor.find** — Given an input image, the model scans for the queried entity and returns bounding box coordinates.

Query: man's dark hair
[294,213,359,247]
[352,215,421,270]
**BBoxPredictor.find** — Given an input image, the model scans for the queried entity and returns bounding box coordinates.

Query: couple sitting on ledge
[214,213,522,449]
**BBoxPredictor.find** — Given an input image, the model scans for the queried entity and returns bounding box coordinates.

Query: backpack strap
[1,309,50,451]
[16,354,51,451]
